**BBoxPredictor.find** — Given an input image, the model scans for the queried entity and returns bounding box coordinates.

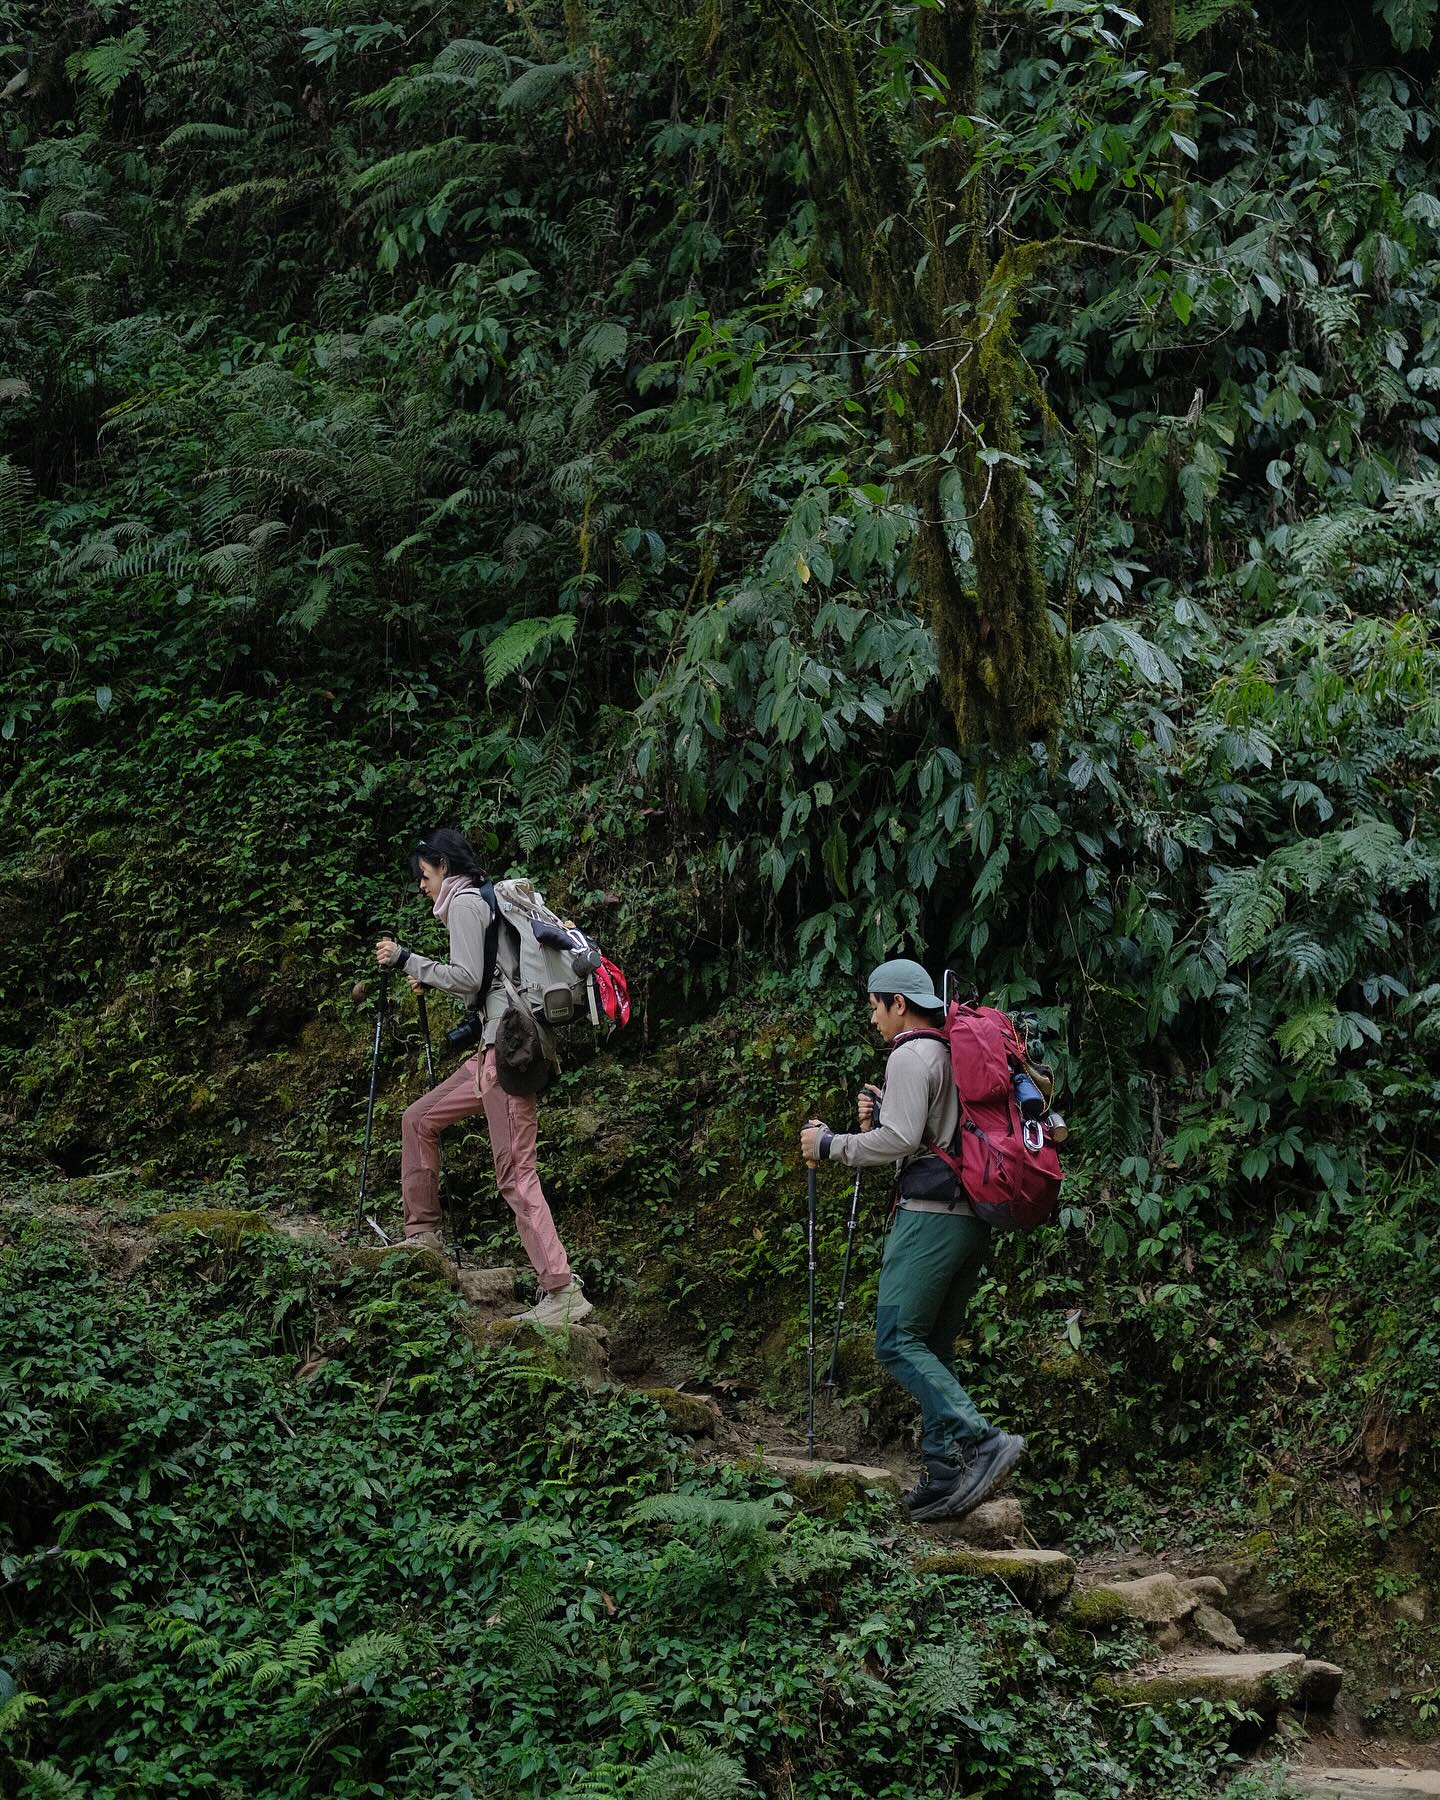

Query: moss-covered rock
[913,1546,1075,1606]
[923,1497,1026,1549]
[149,1208,273,1248]
[1067,1585,1134,1628]
[1097,1651,1307,1712]
[644,1387,718,1437]
[757,1455,904,1522]
[464,1315,609,1379]
[352,1243,458,1287]
[1069,1572,1212,1628]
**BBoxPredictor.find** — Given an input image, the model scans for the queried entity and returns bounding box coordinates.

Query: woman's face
[417,858,446,902]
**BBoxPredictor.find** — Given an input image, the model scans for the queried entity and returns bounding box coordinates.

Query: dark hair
[411,828,487,883]
[873,991,946,1030]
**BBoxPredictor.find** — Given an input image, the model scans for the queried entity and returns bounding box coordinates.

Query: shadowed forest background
[2,0,1439,1793]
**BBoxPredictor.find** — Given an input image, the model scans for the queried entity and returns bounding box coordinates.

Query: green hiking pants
[874,1207,991,1462]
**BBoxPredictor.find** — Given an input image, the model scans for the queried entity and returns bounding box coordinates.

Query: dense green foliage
[1,1212,1275,1798]
[3,0,1440,1786]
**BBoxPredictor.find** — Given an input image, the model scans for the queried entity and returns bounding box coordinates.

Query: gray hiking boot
[515,1279,593,1328]
[907,1442,983,1522]
[400,1229,445,1251]
[934,1429,1027,1521]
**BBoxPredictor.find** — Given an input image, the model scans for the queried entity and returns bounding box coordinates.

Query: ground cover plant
[0,1211,1274,1798]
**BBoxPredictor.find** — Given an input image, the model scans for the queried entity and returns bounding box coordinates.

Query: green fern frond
[160,121,247,152]
[65,26,149,100]
[0,1689,46,1737]
[580,320,628,368]
[772,1526,875,1584]
[298,1629,405,1697]
[1211,862,1289,961]
[0,456,34,539]
[498,56,584,115]
[16,1761,87,1800]
[1217,987,1276,1090]
[905,1638,983,1722]
[632,1748,752,1800]
[434,38,512,80]
[280,1618,325,1676]
[1274,1000,1340,1071]
[483,615,577,689]
[188,175,295,225]
[214,1642,266,1682]
[517,720,574,853]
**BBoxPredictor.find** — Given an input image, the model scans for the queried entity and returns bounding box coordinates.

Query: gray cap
[867,958,945,1011]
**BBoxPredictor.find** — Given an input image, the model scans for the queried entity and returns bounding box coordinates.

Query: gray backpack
[488,878,605,1027]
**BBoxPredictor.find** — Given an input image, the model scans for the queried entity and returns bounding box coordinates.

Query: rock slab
[923,1497,1025,1548]
[914,1546,1076,1606]
[455,1265,522,1308]
[1286,1774,1440,1799]
[762,1454,901,1489]
[1071,1572,1225,1629]
[1099,1651,1306,1711]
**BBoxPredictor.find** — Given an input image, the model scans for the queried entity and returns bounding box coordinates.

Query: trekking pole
[351,971,390,1244]
[416,989,435,1086]
[824,1167,863,1391]
[806,1163,818,1461]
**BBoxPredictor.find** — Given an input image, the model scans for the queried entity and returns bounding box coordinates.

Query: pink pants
[400,1050,572,1293]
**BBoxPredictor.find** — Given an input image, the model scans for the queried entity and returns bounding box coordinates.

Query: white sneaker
[516,1279,593,1328]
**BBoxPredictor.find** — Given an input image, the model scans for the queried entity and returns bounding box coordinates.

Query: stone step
[1099,1652,1342,1713]
[759,1454,903,1507]
[1285,1772,1440,1799]
[914,1545,1075,1607]
[921,1497,1025,1548]
[1071,1571,1228,1629]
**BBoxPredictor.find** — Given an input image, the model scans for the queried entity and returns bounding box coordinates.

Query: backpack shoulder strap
[888,1028,948,1053]
[478,880,502,1001]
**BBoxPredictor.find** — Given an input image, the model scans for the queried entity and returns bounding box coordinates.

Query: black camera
[446,1012,485,1053]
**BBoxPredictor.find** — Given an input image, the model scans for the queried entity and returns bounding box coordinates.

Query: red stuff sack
[592,956,631,1028]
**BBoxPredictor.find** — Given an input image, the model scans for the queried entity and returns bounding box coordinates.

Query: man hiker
[800,959,1025,1522]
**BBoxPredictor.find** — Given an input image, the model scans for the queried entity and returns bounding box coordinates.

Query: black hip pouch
[898,1152,964,1205]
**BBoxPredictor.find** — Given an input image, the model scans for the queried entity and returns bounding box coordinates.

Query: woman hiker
[374,828,592,1328]
[800,958,1024,1522]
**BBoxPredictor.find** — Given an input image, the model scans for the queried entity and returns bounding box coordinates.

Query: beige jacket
[401,885,519,1047]
[826,1035,960,1176]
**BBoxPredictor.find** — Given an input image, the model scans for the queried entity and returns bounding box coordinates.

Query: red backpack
[898,1004,1064,1231]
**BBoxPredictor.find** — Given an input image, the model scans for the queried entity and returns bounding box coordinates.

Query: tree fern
[905,1638,983,1722]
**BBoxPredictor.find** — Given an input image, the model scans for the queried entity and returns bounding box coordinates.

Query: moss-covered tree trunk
[773,0,1067,753]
